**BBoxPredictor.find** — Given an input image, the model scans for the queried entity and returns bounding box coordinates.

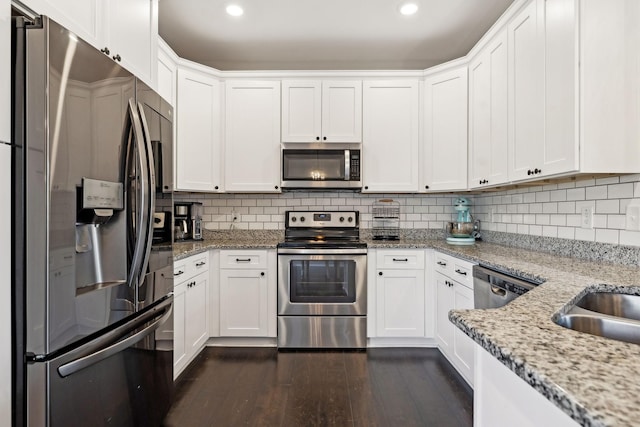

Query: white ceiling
[158,0,515,71]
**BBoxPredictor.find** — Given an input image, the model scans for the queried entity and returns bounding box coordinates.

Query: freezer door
[30,296,174,427]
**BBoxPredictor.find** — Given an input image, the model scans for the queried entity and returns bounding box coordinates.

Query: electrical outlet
[581,206,594,229]
[489,208,495,223]
[230,210,238,222]
[626,203,640,231]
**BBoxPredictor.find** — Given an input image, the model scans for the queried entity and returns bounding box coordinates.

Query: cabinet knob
[316,136,320,141]
[261,272,265,276]
[378,272,383,276]
[425,185,429,190]
[275,185,279,190]
[527,170,532,175]
[364,186,369,190]
[215,185,219,190]
[112,54,121,62]
[101,47,110,55]
[323,136,327,141]
[534,168,541,174]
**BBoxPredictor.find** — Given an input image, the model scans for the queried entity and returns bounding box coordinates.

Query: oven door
[277,249,367,315]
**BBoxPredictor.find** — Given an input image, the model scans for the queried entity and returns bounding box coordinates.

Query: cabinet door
[219,269,269,336]
[469,31,508,188]
[103,0,157,87]
[225,80,281,192]
[542,0,578,176]
[321,81,362,143]
[172,282,187,378]
[157,41,177,107]
[435,272,454,354]
[281,80,322,143]
[375,269,425,337]
[453,282,475,385]
[362,80,419,193]
[423,66,468,191]
[508,0,544,181]
[22,0,102,47]
[176,67,221,191]
[185,272,209,355]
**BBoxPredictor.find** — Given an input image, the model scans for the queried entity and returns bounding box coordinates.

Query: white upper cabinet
[362,80,420,193]
[282,80,362,143]
[423,65,469,192]
[157,40,177,106]
[577,0,640,174]
[225,80,281,192]
[103,0,157,87]
[468,30,509,189]
[22,0,158,87]
[176,66,222,192]
[23,0,102,46]
[507,0,640,182]
[508,0,545,181]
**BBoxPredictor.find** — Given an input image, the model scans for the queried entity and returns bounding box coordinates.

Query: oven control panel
[286,211,358,228]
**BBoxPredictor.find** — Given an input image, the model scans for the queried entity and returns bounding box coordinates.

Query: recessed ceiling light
[400,3,419,16]
[226,4,244,17]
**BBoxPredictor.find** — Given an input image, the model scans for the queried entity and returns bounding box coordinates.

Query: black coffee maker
[174,202,203,240]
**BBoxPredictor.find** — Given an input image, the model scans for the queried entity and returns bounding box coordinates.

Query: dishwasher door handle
[490,286,507,297]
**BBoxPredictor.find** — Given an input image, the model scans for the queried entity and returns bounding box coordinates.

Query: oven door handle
[277,248,367,256]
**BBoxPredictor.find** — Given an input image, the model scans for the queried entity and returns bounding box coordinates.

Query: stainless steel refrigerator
[12,15,175,426]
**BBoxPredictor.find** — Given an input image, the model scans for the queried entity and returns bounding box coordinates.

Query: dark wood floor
[163,347,473,427]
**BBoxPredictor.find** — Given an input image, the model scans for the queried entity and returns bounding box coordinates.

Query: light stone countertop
[174,231,640,426]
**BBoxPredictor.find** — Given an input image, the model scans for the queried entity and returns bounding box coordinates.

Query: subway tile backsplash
[174,173,640,248]
[473,174,640,247]
[173,192,461,231]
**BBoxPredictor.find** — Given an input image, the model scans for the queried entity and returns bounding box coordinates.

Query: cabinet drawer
[451,259,473,289]
[220,250,267,269]
[174,251,210,283]
[376,249,425,269]
[435,251,475,289]
[434,253,451,275]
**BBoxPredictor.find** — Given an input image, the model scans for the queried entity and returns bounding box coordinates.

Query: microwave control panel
[350,150,361,181]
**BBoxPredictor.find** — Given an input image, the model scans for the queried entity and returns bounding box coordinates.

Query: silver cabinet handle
[392,258,408,262]
[455,269,467,276]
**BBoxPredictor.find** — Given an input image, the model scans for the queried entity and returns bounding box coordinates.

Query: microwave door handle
[126,99,150,290]
[344,150,350,181]
[136,102,156,287]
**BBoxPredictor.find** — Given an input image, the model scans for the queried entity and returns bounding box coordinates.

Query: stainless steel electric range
[277,211,367,348]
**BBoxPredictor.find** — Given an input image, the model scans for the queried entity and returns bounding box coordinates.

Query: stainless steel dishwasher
[472,265,541,309]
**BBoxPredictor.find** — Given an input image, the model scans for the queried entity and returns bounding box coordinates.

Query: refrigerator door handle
[136,102,156,287]
[124,98,150,289]
[57,296,173,378]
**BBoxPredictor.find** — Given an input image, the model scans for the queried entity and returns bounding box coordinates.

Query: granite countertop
[173,230,282,260]
[174,229,640,426]
[441,242,640,427]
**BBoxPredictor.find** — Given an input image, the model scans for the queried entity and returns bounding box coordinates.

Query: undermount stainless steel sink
[553,292,640,345]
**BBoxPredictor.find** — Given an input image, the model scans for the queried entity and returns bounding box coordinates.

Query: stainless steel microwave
[281,144,362,189]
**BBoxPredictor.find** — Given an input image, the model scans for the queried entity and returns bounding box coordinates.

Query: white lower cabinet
[218,250,277,337]
[172,252,210,378]
[434,252,476,386]
[475,343,579,426]
[368,249,434,342]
